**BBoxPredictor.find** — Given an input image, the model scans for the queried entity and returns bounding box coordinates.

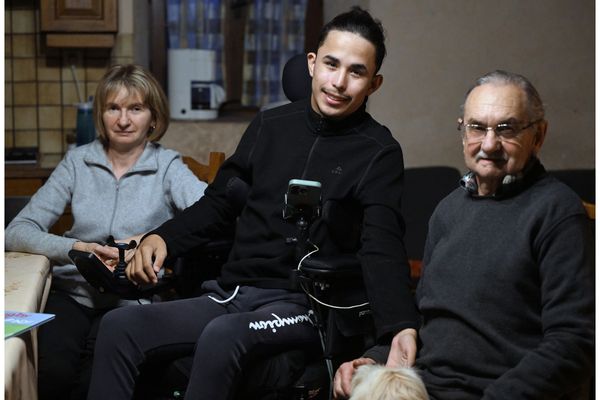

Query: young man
[87,7,419,399]
[333,70,594,400]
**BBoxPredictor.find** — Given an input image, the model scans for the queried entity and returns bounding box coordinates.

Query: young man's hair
[317,6,387,73]
[349,364,429,400]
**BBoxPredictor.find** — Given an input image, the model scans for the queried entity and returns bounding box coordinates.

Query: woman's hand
[72,240,108,255]
[72,241,119,271]
[72,235,143,271]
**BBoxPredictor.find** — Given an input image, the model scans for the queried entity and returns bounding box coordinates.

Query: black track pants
[87,281,319,400]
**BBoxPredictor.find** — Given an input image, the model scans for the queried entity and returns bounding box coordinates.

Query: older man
[334,70,594,399]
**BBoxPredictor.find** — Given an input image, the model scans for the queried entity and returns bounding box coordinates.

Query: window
[149,0,322,115]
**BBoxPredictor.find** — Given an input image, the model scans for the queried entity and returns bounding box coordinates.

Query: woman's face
[102,87,154,151]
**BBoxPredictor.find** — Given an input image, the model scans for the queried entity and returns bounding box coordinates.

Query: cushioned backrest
[282,54,312,102]
[549,169,595,203]
[401,167,462,260]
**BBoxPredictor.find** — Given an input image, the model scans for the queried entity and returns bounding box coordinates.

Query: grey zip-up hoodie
[5,140,206,308]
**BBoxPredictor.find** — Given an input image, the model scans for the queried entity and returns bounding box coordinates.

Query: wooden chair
[182,152,225,184]
[583,201,595,220]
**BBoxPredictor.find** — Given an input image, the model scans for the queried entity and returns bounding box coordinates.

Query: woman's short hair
[350,364,429,400]
[93,64,170,145]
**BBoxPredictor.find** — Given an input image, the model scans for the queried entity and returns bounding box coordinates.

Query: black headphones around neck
[460,157,541,198]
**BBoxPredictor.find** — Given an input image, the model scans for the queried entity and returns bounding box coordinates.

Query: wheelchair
[132,271,374,400]
[144,180,375,400]
[71,176,377,400]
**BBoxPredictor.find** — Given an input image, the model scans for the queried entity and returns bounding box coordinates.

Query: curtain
[242,0,307,107]
[166,0,307,108]
[167,0,226,86]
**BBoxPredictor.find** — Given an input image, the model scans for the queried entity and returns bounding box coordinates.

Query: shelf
[40,0,117,48]
[40,0,117,32]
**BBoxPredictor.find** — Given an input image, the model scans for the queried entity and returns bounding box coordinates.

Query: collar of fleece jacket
[305,99,369,137]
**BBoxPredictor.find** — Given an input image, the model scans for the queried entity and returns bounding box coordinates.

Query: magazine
[5,311,55,339]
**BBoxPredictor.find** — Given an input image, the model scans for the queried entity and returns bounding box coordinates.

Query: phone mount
[283,189,321,223]
[69,236,170,300]
[283,180,322,262]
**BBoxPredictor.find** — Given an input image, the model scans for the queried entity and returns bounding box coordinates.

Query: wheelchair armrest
[299,254,361,280]
[69,250,172,300]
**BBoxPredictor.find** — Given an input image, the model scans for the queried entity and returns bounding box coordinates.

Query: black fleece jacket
[151,99,419,339]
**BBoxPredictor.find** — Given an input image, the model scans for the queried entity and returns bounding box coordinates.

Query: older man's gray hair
[462,70,545,121]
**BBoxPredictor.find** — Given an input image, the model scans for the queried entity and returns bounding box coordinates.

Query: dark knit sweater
[151,99,419,339]
[415,160,594,399]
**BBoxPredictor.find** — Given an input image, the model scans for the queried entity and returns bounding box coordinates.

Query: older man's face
[462,83,546,195]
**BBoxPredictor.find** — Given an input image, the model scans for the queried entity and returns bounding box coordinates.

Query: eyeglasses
[457,118,542,142]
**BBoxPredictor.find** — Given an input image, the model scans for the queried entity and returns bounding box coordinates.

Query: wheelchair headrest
[282,54,312,102]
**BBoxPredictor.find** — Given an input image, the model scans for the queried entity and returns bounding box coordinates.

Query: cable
[297,244,370,310]
[296,245,320,270]
[208,285,240,304]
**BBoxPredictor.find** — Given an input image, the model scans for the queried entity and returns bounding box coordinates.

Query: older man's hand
[332,357,376,399]
[386,328,417,367]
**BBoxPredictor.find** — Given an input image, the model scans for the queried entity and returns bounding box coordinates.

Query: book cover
[5,311,55,339]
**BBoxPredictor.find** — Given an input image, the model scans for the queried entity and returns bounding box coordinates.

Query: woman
[5,64,207,400]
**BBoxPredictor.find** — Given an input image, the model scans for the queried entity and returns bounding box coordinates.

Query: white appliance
[168,49,226,120]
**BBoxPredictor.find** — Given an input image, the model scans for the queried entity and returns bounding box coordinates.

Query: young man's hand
[126,234,167,285]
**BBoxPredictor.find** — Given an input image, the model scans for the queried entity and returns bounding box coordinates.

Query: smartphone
[285,179,322,209]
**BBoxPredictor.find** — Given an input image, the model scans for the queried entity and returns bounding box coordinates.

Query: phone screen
[286,179,321,208]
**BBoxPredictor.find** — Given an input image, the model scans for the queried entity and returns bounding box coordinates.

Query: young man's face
[307,30,383,120]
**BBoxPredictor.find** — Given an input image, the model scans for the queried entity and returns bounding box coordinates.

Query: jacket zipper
[301,136,320,179]
[107,180,120,238]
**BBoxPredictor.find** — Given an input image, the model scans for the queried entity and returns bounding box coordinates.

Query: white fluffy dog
[349,364,429,400]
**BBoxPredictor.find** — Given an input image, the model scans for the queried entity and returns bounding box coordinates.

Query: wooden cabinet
[5,164,73,235]
[5,165,54,196]
[40,0,117,48]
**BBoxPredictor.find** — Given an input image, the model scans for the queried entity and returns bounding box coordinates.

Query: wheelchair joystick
[106,236,137,281]
[70,235,172,300]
